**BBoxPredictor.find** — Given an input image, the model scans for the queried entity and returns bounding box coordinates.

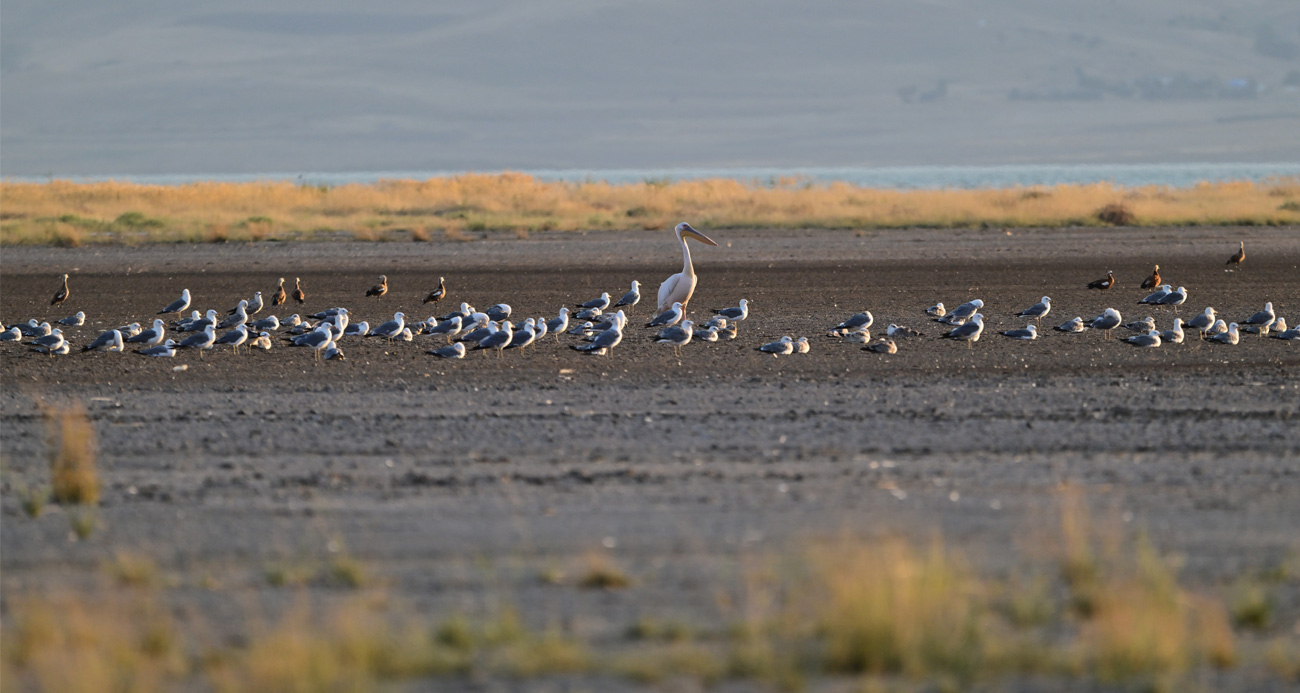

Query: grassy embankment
[2,174,1298,246]
[3,404,1298,691]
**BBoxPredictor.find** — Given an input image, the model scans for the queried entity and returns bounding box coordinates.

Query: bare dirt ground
[3,226,1299,688]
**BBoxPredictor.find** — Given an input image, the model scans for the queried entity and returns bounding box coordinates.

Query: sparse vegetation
[2,175,1297,245]
[577,550,632,590]
[44,401,99,506]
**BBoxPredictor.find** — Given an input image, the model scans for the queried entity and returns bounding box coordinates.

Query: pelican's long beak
[681,224,719,247]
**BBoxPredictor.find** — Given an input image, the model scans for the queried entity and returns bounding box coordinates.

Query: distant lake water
[12,163,1300,189]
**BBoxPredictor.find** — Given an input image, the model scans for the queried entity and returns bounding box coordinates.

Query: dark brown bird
[1226,241,1245,266]
[422,276,447,304]
[50,274,70,306]
[271,277,287,306]
[366,275,388,298]
[1140,265,1160,289]
[292,277,306,304]
[1087,270,1115,291]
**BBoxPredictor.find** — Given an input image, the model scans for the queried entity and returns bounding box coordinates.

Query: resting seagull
[833,311,873,332]
[431,342,466,358]
[1016,297,1051,321]
[573,322,623,356]
[759,335,794,356]
[368,312,407,340]
[647,302,684,328]
[58,311,86,327]
[865,338,897,354]
[1002,325,1038,340]
[159,289,192,315]
[1127,330,1162,348]
[1209,322,1240,345]
[136,339,177,357]
[577,292,611,311]
[1162,318,1185,344]
[941,314,985,347]
[126,319,166,348]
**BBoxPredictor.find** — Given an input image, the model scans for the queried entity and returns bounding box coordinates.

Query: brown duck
[366,275,388,298]
[1087,270,1115,291]
[423,276,447,304]
[292,277,306,304]
[50,273,70,306]
[1140,265,1160,289]
[271,277,287,306]
[1226,241,1245,266]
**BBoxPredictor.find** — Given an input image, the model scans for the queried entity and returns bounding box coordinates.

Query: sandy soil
[2,226,1299,685]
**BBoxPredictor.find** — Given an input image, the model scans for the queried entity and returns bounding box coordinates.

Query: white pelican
[657,222,718,313]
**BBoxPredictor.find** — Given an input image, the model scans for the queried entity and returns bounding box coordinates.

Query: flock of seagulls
[4,232,1294,362]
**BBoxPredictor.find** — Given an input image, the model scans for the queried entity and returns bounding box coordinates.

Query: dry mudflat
[2,225,1299,688]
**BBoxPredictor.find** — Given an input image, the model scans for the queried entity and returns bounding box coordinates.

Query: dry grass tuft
[577,551,632,590]
[1096,201,1137,225]
[44,401,99,506]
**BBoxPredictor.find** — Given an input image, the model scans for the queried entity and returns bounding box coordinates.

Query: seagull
[251,331,273,350]
[1087,271,1115,290]
[245,291,264,316]
[532,317,548,342]
[116,322,143,339]
[759,335,794,356]
[545,308,569,342]
[0,327,21,342]
[51,274,71,306]
[1002,325,1038,340]
[218,301,248,329]
[292,277,306,304]
[323,346,346,361]
[460,319,496,344]
[655,320,694,356]
[441,302,475,321]
[486,304,512,322]
[126,319,166,347]
[369,312,407,340]
[943,299,984,324]
[712,299,750,322]
[271,278,287,306]
[1088,308,1123,338]
[1056,317,1086,333]
[214,325,249,353]
[343,321,369,337]
[1139,285,1172,305]
[431,342,466,358]
[506,320,537,351]
[1140,265,1161,289]
[941,314,985,347]
[704,316,728,329]
[475,320,513,357]
[1272,319,1298,340]
[32,330,66,352]
[399,328,413,342]
[182,310,219,333]
[283,314,303,329]
[58,311,86,327]
[574,307,603,321]
[136,339,177,357]
[1205,319,1228,338]
[794,336,810,353]
[428,316,462,343]
[842,330,871,344]
[658,222,720,313]
[82,329,124,353]
[1186,307,1217,336]
[647,302,684,328]
[577,292,611,311]
[290,325,334,360]
[864,338,897,354]
[886,324,924,338]
[834,311,873,332]
[1156,286,1187,311]
[588,311,627,335]
[423,277,447,304]
[15,319,43,337]
[366,275,388,298]
[573,322,623,355]
[34,342,71,356]
[249,315,281,332]
[1226,241,1245,266]
[1124,316,1156,333]
[615,281,641,309]
[1209,322,1240,345]
[925,302,946,317]
[718,322,739,340]
[1016,297,1051,321]
[176,325,217,356]
[693,325,720,342]
[1162,318,1185,344]
[1242,302,1275,327]
[1127,330,1162,348]
[159,289,192,315]
[568,321,595,336]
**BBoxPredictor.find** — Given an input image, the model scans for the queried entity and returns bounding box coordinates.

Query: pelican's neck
[678,229,694,278]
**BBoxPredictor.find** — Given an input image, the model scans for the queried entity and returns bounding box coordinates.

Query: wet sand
[2,226,1299,682]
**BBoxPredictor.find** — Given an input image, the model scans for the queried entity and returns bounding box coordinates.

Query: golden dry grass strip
[2,175,1298,245]
[43,401,99,506]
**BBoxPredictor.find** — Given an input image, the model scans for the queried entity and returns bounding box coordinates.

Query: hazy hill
[2,0,1298,176]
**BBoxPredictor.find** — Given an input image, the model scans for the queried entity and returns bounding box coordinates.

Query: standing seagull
[51,274,71,306]
[712,299,750,322]
[1242,302,1275,328]
[366,275,388,298]
[159,289,191,315]
[573,322,623,356]
[655,320,694,356]
[615,281,641,309]
[126,319,167,348]
[271,278,287,306]
[577,292,612,311]
[292,277,306,304]
[214,325,249,354]
[1087,271,1115,291]
[657,222,719,313]
[1140,265,1161,289]
[245,291,264,316]
[176,325,217,357]
[1088,308,1123,339]
[1226,241,1245,266]
[646,302,684,328]
[941,314,985,347]
[423,277,447,304]
[1016,297,1051,322]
